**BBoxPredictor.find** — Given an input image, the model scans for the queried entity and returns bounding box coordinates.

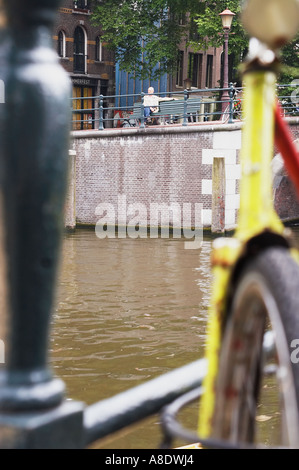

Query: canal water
[50,228,212,449]
[50,226,299,449]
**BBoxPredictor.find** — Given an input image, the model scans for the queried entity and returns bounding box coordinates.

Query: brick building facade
[174,15,222,93]
[54,1,223,128]
[53,0,115,130]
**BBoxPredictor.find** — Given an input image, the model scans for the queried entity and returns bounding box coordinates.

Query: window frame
[95,36,103,62]
[57,30,66,58]
[73,25,87,74]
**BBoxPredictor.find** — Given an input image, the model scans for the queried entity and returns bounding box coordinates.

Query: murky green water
[50,229,213,448]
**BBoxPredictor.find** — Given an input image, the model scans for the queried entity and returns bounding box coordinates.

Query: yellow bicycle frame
[198,69,287,439]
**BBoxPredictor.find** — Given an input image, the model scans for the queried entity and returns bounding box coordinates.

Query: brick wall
[68,119,299,232]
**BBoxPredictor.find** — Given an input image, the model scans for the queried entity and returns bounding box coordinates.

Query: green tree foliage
[91,0,205,79]
[192,1,248,70]
[280,34,299,83]
[277,34,299,110]
[91,0,299,83]
[194,1,299,84]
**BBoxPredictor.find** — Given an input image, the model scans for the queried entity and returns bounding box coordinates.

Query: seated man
[143,86,178,124]
[143,87,159,120]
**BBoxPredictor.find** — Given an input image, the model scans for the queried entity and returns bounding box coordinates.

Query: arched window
[58,30,66,58]
[74,26,86,74]
[95,36,102,62]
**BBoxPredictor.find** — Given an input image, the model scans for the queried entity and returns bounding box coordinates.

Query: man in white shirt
[143,87,159,119]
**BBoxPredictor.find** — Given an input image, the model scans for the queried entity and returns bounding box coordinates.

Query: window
[178,13,187,25]
[176,51,184,87]
[72,86,94,130]
[74,26,86,74]
[57,30,66,58]
[95,36,102,62]
[206,55,213,88]
[188,53,203,88]
[73,0,89,10]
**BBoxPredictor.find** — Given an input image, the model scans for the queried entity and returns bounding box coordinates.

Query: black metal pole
[99,94,104,130]
[140,92,145,129]
[228,82,234,124]
[83,358,207,446]
[0,0,84,448]
[183,89,188,126]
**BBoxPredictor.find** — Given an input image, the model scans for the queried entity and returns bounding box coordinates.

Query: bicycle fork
[198,66,291,439]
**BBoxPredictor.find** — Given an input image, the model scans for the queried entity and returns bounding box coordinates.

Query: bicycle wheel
[211,246,299,448]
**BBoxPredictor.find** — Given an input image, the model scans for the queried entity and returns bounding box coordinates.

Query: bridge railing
[71,83,299,131]
[71,85,238,131]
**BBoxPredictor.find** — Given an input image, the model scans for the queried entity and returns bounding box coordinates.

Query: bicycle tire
[211,246,299,448]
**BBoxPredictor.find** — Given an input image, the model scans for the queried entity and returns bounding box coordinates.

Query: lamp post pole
[222,27,230,112]
[219,9,235,114]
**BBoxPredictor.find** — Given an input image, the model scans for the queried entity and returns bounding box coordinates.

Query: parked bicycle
[161,0,299,449]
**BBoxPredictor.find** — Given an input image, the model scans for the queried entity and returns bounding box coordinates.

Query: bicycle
[161,0,299,449]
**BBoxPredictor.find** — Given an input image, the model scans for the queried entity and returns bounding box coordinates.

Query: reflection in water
[50,229,213,448]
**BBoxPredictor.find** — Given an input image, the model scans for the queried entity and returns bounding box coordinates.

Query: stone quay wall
[65,119,299,233]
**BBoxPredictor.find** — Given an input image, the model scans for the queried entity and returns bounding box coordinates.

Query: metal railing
[277,83,299,116]
[71,82,299,131]
[71,84,238,131]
